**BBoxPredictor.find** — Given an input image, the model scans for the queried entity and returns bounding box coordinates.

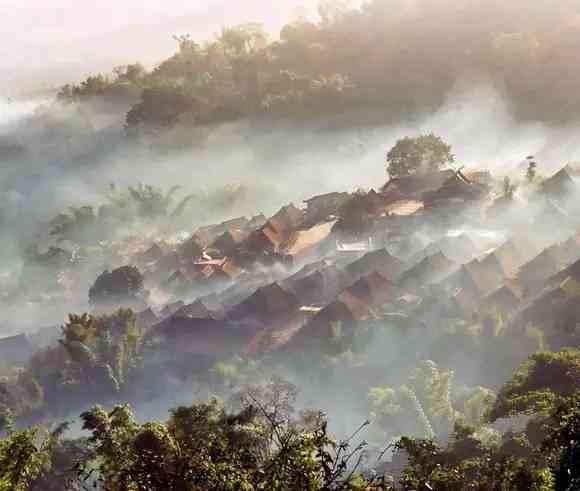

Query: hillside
[5,1,580,488]
[2,135,580,487]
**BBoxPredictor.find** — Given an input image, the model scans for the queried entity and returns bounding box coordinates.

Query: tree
[88,266,146,310]
[487,349,580,422]
[74,380,378,490]
[0,418,68,491]
[106,183,195,220]
[386,134,455,178]
[526,156,538,183]
[125,86,202,130]
[502,176,518,200]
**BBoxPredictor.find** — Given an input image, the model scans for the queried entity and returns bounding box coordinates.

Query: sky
[0,0,319,95]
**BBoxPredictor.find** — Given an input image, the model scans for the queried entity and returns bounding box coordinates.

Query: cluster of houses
[4,165,580,365]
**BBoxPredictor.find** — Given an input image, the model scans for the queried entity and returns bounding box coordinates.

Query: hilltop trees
[526,156,538,183]
[386,134,455,178]
[52,1,580,130]
[71,378,377,490]
[88,266,146,311]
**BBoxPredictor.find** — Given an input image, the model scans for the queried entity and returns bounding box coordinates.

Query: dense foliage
[386,134,455,178]
[55,0,580,134]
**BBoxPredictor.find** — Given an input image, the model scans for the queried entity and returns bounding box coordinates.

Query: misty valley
[4,1,580,490]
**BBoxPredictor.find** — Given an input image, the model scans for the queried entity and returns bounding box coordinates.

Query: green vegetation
[54,1,580,135]
[3,353,580,489]
[88,266,145,310]
[386,134,455,178]
[527,157,538,183]
[502,176,518,200]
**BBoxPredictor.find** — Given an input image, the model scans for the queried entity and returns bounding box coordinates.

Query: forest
[3,1,580,490]
[55,0,580,128]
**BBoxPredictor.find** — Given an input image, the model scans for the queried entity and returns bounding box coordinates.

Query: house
[226,282,300,324]
[137,308,160,329]
[303,192,351,225]
[290,290,372,348]
[512,274,580,349]
[550,237,580,267]
[246,214,267,231]
[518,245,567,296]
[491,240,526,278]
[383,199,425,217]
[341,271,396,307]
[209,228,247,256]
[481,282,524,318]
[195,217,250,246]
[137,243,165,265]
[533,199,577,237]
[280,221,336,260]
[147,317,259,357]
[441,254,505,315]
[422,171,489,208]
[398,252,457,290]
[346,248,406,280]
[410,233,478,266]
[336,238,374,254]
[177,235,205,260]
[245,204,304,254]
[282,260,331,285]
[166,259,233,294]
[218,272,278,310]
[283,265,354,306]
[380,170,455,201]
[540,166,578,200]
[0,333,35,366]
[159,300,185,320]
[171,298,225,321]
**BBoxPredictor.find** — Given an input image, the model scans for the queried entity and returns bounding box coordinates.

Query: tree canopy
[386,134,455,178]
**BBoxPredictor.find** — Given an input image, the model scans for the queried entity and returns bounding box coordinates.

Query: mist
[0,0,321,95]
[3,3,580,482]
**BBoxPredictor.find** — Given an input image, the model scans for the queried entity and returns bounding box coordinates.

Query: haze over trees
[4,1,580,490]
[386,134,455,178]
[53,0,580,136]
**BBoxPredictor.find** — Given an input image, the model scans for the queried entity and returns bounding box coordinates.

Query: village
[4,155,579,380]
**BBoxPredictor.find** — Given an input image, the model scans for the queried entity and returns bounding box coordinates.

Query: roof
[459,257,504,296]
[482,284,522,315]
[336,238,374,252]
[384,199,424,216]
[411,234,478,265]
[195,217,250,245]
[346,248,405,280]
[518,246,562,291]
[137,308,159,328]
[423,172,488,206]
[147,317,258,356]
[269,203,304,232]
[304,192,350,204]
[210,228,246,255]
[159,300,185,319]
[560,276,580,299]
[172,298,225,321]
[227,282,299,322]
[381,170,455,196]
[285,265,354,305]
[246,214,267,230]
[491,240,525,277]
[541,166,578,197]
[282,260,331,285]
[245,204,304,253]
[399,252,457,289]
[0,334,34,365]
[340,271,395,306]
[281,221,336,257]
